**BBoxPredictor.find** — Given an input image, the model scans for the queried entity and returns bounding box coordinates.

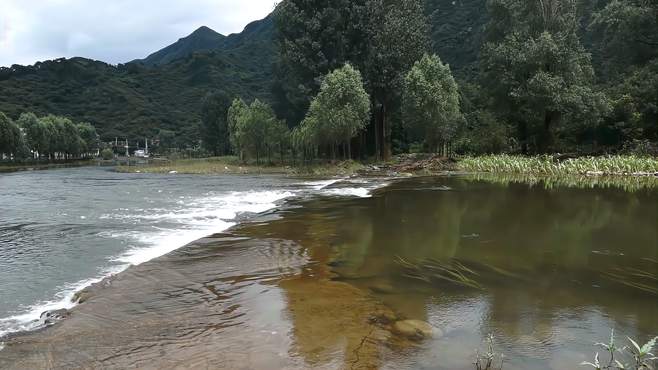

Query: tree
[0,112,22,159]
[228,99,286,164]
[590,0,657,74]
[589,0,658,147]
[273,0,369,125]
[17,112,48,159]
[365,0,430,159]
[481,0,610,153]
[76,122,99,156]
[200,91,232,156]
[402,54,464,155]
[302,64,371,159]
[227,98,248,159]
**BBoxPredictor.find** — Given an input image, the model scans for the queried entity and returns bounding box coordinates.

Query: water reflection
[1,176,656,370]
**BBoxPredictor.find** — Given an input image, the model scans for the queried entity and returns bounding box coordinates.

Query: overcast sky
[0,0,277,67]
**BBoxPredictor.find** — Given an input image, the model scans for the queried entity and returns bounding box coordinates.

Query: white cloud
[0,0,277,67]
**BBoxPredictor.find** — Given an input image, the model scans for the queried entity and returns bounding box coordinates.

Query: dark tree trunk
[381,104,391,161]
[539,111,554,153]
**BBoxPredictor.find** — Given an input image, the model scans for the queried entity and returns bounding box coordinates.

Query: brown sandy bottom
[0,231,424,370]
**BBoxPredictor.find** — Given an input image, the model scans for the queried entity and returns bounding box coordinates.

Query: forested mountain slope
[0,17,275,144]
[0,1,629,146]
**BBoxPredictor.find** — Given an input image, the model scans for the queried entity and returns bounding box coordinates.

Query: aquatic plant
[396,256,484,290]
[474,334,504,370]
[466,172,658,192]
[581,330,658,369]
[458,155,658,177]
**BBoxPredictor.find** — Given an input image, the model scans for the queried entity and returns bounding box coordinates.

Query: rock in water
[392,319,439,340]
[40,309,70,325]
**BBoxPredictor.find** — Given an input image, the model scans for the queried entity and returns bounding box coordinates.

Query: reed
[458,155,658,177]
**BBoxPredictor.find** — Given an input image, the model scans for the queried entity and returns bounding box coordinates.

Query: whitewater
[0,168,388,344]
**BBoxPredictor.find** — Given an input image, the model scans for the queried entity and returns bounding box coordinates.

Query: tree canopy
[403,54,464,154]
[294,64,371,159]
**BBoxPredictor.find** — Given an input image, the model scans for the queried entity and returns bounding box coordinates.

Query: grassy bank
[115,156,366,177]
[0,159,95,173]
[458,154,658,176]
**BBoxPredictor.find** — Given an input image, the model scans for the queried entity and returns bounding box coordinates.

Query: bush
[100,148,114,160]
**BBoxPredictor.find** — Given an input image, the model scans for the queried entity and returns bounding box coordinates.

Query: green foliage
[582,330,658,370]
[403,54,464,154]
[100,148,114,160]
[366,0,431,159]
[2,111,99,161]
[200,91,232,156]
[295,64,370,159]
[272,0,369,125]
[0,17,275,146]
[458,154,658,176]
[481,0,611,153]
[0,112,24,159]
[228,99,288,164]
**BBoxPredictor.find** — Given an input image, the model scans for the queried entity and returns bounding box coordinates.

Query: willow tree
[0,112,23,160]
[481,0,610,153]
[17,112,48,159]
[402,54,463,155]
[303,64,371,159]
[227,99,288,164]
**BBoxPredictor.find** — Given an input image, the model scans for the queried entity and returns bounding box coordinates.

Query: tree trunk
[346,139,351,160]
[540,111,554,153]
[374,107,381,161]
[381,104,391,161]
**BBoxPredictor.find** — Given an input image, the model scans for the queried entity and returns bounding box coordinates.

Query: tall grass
[458,155,658,176]
[466,173,658,192]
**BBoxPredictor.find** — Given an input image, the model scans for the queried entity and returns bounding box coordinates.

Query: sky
[0,0,277,67]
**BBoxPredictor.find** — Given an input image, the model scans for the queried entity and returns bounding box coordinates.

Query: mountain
[137,26,226,66]
[135,16,277,67]
[0,1,606,145]
[0,16,276,144]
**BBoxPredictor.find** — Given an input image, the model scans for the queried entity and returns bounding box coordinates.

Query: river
[0,168,656,369]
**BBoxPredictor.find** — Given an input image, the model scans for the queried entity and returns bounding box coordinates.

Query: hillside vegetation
[0,17,275,145]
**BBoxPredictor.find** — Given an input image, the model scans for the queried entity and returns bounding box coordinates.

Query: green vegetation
[466,173,658,193]
[1,111,98,161]
[481,0,609,154]
[294,64,371,160]
[458,155,658,176]
[402,54,463,155]
[200,91,232,156]
[116,156,366,177]
[0,17,275,145]
[227,99,288,164]
[582,330,658,370]
[0,0,656,166]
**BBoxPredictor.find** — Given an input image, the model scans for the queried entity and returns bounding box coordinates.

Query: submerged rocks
[392,319,440,341]
[40,309,70,325]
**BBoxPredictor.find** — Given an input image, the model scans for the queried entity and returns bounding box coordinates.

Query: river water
[0,168,656,369]
[0,167,383,339]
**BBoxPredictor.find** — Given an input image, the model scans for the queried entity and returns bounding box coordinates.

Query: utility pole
[125,139,129,157]
[145,138,149,155]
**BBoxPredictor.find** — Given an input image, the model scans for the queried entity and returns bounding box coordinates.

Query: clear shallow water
[0,172,656,370]
[0,167,384,338]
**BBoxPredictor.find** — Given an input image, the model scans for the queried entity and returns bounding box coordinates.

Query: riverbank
[0,160,95,173]
[114,154,457,177]
[114,154,658,179]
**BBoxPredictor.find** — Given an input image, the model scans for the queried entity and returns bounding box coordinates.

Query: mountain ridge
[133,15,274,67]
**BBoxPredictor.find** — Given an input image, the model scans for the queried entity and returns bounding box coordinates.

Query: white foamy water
[0,170,389,343]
